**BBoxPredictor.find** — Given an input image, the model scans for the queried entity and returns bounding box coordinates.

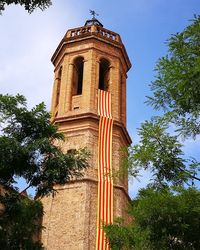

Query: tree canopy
[0,0,52,14]
[106,15,200,250]
[105,187,200,250]
[128,15,200,188]
[0,94,89,196]
[0,94,89,249]
[147,15,200,139]
[128,118,200,188]
[0,192,43,250]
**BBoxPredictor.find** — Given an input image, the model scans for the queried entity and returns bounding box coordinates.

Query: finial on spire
[89,10,99,20]
[84,10,103,27]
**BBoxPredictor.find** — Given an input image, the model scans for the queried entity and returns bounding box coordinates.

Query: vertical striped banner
[96,90,113,250]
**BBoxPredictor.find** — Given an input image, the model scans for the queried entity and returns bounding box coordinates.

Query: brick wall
[41,24,132,250]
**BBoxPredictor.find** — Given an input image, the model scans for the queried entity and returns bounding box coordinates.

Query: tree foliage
[128,118,200,187]
[105,187,200,250]
[0,94,89,196]
[0,94,89,249]
[0,191,43,250]
[147,15,200,138]
[0,0,52,14]
[106,15,200,249]
[127,15,200,187]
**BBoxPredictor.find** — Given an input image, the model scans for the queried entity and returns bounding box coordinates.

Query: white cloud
[1,1,199,197]
[0,3,83,109]
[0,3,83,195]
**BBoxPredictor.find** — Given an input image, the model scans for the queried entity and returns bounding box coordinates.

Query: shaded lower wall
[41,181,98,250]
[40,180,130,250]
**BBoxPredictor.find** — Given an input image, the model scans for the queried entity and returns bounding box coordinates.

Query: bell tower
[41,17,132,250]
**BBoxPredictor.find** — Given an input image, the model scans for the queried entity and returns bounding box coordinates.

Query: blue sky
[0,0,200,197]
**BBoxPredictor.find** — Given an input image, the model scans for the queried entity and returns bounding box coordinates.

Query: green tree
[148,15,200,139]
[127,118,200,188]
[0,0,52,14]
[0,192,43,250]
[128,15,200,187]
[0,94,89,249]
[105,187,200,250]
[106,15,200,249]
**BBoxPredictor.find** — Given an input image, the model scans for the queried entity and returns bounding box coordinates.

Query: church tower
[41,17,132,250]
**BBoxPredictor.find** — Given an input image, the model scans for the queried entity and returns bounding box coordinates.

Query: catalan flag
[96,90,113,250]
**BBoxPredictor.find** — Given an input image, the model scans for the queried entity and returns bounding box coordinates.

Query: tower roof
[85,10,103,27]
[84,18,103,27]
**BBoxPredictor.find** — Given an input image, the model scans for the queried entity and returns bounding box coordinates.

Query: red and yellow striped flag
[96,90,113,250]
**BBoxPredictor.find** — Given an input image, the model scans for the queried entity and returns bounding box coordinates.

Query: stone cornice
[52,112,132,145]
[54,177,131,202]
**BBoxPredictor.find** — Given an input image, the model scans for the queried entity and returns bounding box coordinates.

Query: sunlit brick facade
[41,19,131,250]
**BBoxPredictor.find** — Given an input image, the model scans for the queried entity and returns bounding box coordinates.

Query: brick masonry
[41,23,132,250]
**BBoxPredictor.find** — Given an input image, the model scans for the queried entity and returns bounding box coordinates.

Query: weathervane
[85,10,103,27]
[89,10,99,20]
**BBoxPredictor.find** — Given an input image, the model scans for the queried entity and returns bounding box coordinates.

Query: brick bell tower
[41,16,132,250]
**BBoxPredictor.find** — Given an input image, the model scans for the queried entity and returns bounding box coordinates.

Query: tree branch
[20,183,32,195]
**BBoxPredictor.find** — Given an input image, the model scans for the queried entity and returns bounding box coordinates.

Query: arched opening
[98,58,110,91]
[55,66,62,107]
[73,57,84,95]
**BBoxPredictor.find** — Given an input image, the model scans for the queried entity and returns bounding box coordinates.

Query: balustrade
[67,25,121,42]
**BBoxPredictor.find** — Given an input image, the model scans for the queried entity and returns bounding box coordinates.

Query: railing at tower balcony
[66,25,121,43]
[96,26,121,42]
[66,26,92,38]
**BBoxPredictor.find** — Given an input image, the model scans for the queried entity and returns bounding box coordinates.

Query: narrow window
[99,59,110,91]
[73,57,84,95]
[55,66,62,107]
